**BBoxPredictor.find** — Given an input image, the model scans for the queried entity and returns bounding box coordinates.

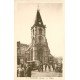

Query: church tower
[31,9,50,63]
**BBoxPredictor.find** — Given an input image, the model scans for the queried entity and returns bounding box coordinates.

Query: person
[26,64,32,77]
[17,69,19,77]
[40,62,43,72]
[25,67,28,77]
[21,63,24,68]
[52,62,55,71]
[38,65,41,72]
[17,65,22,77]
[44,62,47,71]
[20,67,24,77]
[48,64,51,71]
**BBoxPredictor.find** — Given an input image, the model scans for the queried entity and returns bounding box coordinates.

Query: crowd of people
[17,63,32,77]
[17,61,62,77]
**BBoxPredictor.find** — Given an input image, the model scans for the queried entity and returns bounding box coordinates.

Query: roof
[31,10,45,29]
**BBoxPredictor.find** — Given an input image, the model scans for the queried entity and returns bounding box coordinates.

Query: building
[17,9,54,65]
[17,41,29,64]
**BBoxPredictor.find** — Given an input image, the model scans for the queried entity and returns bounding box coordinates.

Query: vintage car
[27,60,41,71]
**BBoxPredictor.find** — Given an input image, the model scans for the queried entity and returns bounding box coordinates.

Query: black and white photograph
[14,0,64,79]
[0,0,78,80]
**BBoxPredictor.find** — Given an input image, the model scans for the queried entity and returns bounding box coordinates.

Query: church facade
[17,9,53,65]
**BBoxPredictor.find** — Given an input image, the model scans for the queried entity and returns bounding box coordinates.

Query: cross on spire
[37,4,40,11]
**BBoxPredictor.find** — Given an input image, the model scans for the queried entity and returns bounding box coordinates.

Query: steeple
[35,9,43,25]
[31,8,45,29]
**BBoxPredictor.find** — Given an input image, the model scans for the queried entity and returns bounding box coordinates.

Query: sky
[15,1,64,57]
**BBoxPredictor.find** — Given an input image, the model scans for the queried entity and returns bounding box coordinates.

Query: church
[17,9,54,65]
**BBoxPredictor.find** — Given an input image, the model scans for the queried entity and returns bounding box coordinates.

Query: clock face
[39,22,41,24]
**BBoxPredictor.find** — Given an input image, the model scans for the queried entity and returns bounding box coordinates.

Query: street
[31,70,62,77]
[31,65,62,77]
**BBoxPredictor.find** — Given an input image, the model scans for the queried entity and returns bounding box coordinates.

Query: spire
[34,8,43,26]
[31,6,46,29]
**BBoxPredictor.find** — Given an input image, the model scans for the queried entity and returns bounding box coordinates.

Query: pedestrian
[40,62,43,72]
[17,69,19,77]
[26,65,32,77]
[18,65,21,77]
[21,63,24,68]
[52,62,55,71]
[38,65,41,72]
[48,64,51,71]
[20,67,24,77]
[44,62,47,71]
[25,67,28,77]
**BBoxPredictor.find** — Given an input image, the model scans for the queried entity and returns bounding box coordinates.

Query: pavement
[31,67,62,77]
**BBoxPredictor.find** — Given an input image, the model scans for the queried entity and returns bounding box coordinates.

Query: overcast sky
[15,1,64,57]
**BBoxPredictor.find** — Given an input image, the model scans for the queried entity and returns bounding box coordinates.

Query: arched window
[39,28,42,34]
